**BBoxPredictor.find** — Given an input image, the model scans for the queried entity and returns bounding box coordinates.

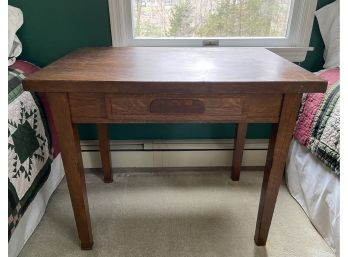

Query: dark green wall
[9,0,112,67]
[9,0,333,140]
[78,123,272,140]
[299,0,336,72]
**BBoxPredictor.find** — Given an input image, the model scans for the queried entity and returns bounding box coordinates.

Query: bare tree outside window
[132,0,291,38]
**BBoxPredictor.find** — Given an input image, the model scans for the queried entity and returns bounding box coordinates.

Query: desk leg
[47,93,93,250]
[97,124,113,183]
[254,94,301,246]
[231,123,247,181]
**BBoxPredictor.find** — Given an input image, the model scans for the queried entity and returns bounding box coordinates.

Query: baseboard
[80,139,268,168]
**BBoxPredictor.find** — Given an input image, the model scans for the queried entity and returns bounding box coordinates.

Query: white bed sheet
[8,154,65,257]
[286,139,340,256]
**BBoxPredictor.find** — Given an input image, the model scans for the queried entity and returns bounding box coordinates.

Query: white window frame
[108,0,318,62]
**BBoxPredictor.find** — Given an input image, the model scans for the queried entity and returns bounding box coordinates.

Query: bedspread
[8,64,52,239]
[294,68,340,176]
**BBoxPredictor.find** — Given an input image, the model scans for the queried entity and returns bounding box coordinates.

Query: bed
[8,60,65,257]
[8,6,65,256]
[285,1,340,256]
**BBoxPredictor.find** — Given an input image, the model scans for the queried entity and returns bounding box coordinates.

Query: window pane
[132,0,292,38]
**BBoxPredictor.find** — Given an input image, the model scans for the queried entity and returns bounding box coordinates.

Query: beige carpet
[19,170,335,257]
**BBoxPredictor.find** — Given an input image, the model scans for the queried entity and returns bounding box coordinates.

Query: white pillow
[315,1,340,68]
[8,5,23,66]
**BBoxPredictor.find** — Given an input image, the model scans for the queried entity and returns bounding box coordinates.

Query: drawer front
[69,93,282,123]
[106,95,247,122]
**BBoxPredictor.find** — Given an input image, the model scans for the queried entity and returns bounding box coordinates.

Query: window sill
[267,47,314,62]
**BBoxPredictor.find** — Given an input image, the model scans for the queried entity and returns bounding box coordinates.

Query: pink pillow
[11,60,39,75]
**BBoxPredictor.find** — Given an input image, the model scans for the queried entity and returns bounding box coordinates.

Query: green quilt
[8,67,52,240]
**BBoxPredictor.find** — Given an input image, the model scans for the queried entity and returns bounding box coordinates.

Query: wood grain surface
[69,93,282,123]
[23,47,327,94]
[231,123,248,181]
[23,47,327,250]
[46,93,93,250]
[96,124,113,183]
[254,94,302,245]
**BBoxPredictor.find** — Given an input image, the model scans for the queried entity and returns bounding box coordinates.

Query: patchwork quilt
[294,68,340,176]
[8,66,52,239]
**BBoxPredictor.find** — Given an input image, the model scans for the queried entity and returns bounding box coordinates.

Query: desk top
[23,47,327,94]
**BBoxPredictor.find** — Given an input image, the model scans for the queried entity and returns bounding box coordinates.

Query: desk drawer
[69,93,282,123]
[105,95,248,122]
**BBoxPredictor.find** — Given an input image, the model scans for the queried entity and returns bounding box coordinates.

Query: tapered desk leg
[254,94,301,246]
[231,123,247,181]
[96,124,113,183]
[47,93,93,250]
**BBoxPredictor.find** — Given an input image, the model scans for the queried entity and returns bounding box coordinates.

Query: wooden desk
[23,47,326,250]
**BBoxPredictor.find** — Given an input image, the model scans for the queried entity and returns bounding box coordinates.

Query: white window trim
[108,0,318,62]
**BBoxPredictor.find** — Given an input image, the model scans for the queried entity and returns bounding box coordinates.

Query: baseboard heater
[80,139,268,169]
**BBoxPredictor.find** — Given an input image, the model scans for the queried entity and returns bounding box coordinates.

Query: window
[108,0,318,61]
[133,0,291,38]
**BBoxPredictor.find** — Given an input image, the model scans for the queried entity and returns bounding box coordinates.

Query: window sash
[108,0,318,61]
[131,0,293,39]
